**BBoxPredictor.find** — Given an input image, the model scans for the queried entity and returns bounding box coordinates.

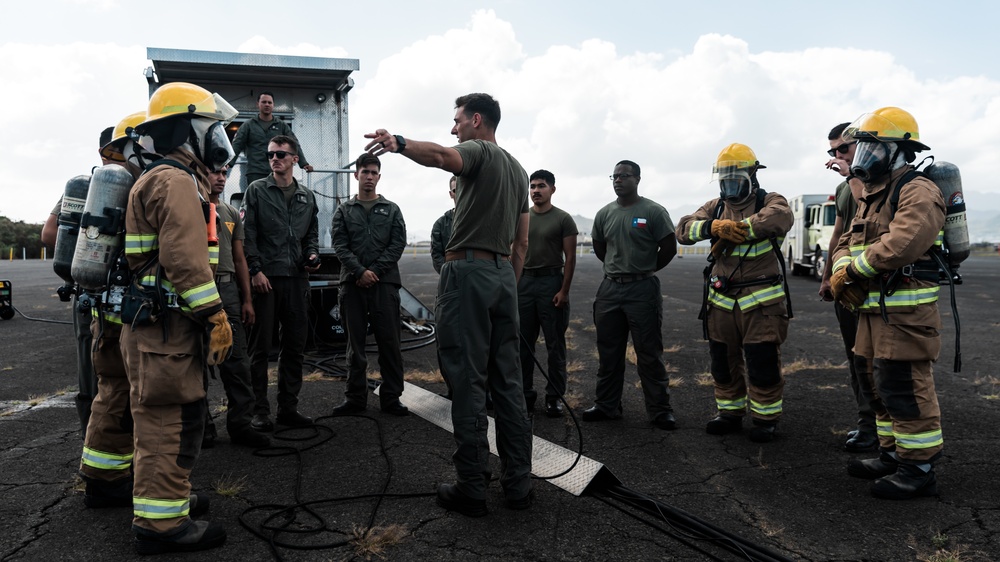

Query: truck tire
[812,248,826,282]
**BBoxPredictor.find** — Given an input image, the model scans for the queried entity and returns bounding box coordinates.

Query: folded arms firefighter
[119,82,235,554]
[830,107,945,501]
[676,144,793,443]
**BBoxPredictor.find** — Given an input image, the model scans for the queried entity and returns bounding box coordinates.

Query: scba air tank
[53,175,91,284]
[71,165,135,292]
[925,161,970,268]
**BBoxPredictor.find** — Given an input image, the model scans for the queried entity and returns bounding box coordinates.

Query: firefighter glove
[831,267,865,309]
[710,239,729,260]
[206,310,233,366]
[710,219,749,243]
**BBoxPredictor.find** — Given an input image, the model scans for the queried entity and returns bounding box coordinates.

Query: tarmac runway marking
[381,381,619,497]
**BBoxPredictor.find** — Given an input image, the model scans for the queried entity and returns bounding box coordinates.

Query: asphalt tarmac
[1,252,998,561]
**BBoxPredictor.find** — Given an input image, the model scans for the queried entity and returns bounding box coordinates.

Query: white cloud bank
[3,10,999,242]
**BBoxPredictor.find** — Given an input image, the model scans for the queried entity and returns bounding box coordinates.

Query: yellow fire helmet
[843,106,930,151]
[713,142,766,174]
[100,111,146,162]
[136,82,238,133]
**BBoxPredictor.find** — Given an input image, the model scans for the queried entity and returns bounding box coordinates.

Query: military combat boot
[847,451,898,479]
[870,463,938,500]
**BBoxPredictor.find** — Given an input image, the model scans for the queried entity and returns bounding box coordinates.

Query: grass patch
[664,344,682,353]
[668,377,684,388]
[696,373,714,387]
[213,473,248,497]
[625,343,637,365]
[350,524,408,560]
[664,362,679,374]
[406,369,444,384]
[54,386,73,397]
[566,361,585,374]
[783,358,839,374]
[27,395,43,407]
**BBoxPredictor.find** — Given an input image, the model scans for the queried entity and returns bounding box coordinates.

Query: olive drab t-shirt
[447,140,529,256]
[835,180,858,228]
[524,206,578,270]
[592,197,675,276]
[215,200,244,275]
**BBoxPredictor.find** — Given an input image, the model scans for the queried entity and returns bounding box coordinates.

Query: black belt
[215,273,234,284]
[523,267,563,277]
[445,249,510,262]
[605,273,651,284]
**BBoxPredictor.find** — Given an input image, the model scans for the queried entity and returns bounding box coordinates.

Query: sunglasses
[267,151,291,160]
[827,141,856,158]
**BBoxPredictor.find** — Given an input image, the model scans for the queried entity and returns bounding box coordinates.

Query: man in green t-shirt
[208,166,269,448]
[585,160,678,430]
[518,169,577,417]
[364,93,534,517]
[819,122,878,453]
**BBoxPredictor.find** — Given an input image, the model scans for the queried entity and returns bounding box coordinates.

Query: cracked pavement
[1,255,999,561]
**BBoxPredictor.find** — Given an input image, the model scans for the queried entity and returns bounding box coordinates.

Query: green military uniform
[518,206,577,408]
[590,197,675,421]
[331,195,407,409]
[228,116,310,185]
[437,139,532,502]
[242,174,319,418]
[212,201,256,435]
[431,208,454,274]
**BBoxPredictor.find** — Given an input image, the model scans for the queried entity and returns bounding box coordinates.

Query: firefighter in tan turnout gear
[677,144,793,443]
[120,82,235,554]
[831,107,946,500]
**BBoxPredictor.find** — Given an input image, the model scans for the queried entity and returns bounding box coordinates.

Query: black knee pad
[745,342,781,387]
[873,358,920,420]
[709,340,732,385]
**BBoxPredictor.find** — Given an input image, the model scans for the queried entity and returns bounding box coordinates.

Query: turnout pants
[436,256,532,501]
[835,301,877,434]
[80,319,134,483]
[707,302,788,423]
[592,276,672,420]
[74,294,98,435]
[854,307,943,463]
[215,281,255,433]
[249,276,309,416]
[339,282,405,407]
[121,310,207,534]
[518,273,570,406]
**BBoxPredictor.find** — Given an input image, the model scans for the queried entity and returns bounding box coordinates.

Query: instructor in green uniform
[364,92,534,517]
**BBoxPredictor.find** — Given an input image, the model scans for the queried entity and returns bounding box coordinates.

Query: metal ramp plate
[377,381,619,496]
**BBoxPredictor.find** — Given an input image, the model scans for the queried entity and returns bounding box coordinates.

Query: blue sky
[3,1,998,240]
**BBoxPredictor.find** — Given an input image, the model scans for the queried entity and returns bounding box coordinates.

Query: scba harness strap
[698,189,793,340]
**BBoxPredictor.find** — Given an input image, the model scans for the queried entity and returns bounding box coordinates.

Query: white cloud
[3,10,1000,245]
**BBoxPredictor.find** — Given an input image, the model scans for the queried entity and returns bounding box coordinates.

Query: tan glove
[830,267,866,309]
[710,239,730,260]
[710,219,749,243]
[206,310,233,366]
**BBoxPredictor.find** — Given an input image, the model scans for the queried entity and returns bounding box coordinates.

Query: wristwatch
[394,135,407,154]
[248,264,261,276]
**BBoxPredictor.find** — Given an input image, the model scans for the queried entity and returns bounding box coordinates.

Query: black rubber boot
[83,476,133,508]
[706,414,743,435]
[134,519,226,555]
[748,421,777,443]
[870,463,938,500]
[847,451,899,480]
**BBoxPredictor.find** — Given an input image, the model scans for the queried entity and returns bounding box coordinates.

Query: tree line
[0,215,46,259]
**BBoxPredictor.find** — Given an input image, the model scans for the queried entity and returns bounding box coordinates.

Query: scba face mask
[717,169,754,204]
[850,141,899,182]
[190,117,235,172]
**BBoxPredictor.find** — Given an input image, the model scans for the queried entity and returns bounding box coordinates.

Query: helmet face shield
[714,167,753,202]
[191,117,236,172]
[850,140,895,182]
